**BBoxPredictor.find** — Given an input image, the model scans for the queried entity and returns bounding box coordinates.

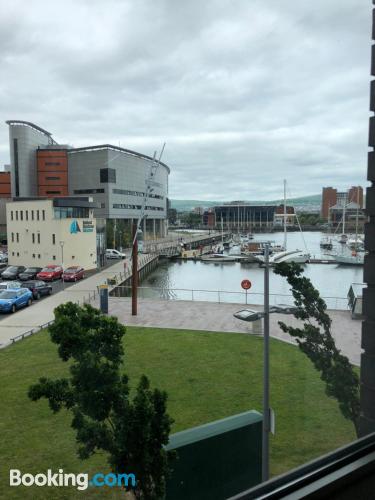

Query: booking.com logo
[10,469,136,491]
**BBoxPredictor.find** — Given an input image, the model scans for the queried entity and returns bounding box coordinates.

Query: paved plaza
[105,297,362,366]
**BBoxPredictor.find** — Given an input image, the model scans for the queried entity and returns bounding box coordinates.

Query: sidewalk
[0,255,155,348]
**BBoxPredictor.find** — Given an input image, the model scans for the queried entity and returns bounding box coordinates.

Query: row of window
[44,162,61,166]
[112,204,164,211]
[112,188,163,200]
[145,206,164,211]
[74,189,105,194]
[113,204,142,210]
[53,208,90,219]
[11,252,57,260]
[11,233,56,244]
[10,209,46,221]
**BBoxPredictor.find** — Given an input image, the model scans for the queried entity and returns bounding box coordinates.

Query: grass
[0,326,356,499]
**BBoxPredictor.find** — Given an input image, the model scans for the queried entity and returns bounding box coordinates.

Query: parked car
[18,267,43,281]
[62,266,85,282]
[22,280,52,300]
[0,253,8,263]
[36,265,63,281]
[106,249,126,259]
[0,281,22,291]
[0,288,33,313]
[1,266,25,280]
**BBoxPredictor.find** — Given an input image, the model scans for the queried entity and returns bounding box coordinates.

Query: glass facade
[53,207,90,219]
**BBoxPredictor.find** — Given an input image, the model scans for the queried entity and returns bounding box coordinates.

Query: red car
[62,266,85,282]
[36,265,63,281]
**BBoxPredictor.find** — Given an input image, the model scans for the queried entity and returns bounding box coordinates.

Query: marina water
[138,232,363,310]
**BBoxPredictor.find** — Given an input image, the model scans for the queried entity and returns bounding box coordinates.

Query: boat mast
[355,188,359,246]
[221,215,224,245]
[342,200,346,236]
[283,179,287,250]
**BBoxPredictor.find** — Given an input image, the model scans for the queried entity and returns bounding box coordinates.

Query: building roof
[6,120,53,137]
[67,144,170,173]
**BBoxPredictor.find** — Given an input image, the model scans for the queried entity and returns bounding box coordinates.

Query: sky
[0,0,372,201]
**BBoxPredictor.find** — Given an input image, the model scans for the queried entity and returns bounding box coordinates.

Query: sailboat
[258,180,310,265]
[336,191,365,266]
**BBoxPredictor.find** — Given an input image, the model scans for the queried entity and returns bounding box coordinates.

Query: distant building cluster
[321,186,364,227]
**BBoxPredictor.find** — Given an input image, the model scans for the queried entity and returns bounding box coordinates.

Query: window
[11,211,13,221]
[53,255,56,260]
[31,210,34,221]
[37,233,40,244]
[32,233,35,244]
[25,211,28,221]
[13,138,19,196]
[16,252,19,257]
[32,254,35,258]
[46,191,61,194]
[42,210,45,221]
[45,161,61,166]
[37,210,39,221]
[100,168,116,183]
[11,233,14,242]
[16,233,19,243]
[38,254,41,259]
[20,211,23,221]
[12,252,14,256]
[46,176,60,180]
[52,234,56,245]
[112,188,164,200]
[74,188,105,194]
[16,211,18,221]
[54,207,90,219]
[113,203,142,209]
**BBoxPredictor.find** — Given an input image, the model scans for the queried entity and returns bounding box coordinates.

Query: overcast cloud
[0,0,371,200]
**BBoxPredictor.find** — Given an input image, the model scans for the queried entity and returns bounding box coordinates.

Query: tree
[28,302,174,499]
[273,262,360,436]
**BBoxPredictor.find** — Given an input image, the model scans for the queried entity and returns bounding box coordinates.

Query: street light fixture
[59,241,65,289]
[233,243,299,483]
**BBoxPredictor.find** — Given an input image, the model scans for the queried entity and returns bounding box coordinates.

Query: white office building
[6,197,99,270]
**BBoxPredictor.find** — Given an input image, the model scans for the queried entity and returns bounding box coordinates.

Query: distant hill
[171,194,321,212]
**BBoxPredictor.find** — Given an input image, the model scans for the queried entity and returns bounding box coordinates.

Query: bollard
[99,284,109,314]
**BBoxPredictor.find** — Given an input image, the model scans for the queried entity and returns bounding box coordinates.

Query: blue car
[0,288,33,313]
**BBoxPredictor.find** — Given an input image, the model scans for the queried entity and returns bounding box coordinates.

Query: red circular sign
[241,279,252,290]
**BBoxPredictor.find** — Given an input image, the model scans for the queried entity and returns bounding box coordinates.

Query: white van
[106,249,126,260]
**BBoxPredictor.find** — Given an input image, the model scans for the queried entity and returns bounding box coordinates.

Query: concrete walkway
[104,298,362,366]
[0,254,155,348]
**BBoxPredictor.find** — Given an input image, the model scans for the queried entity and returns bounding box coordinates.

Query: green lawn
[0,326,356,499]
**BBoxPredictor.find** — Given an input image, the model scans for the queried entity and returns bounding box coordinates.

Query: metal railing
[108,285,349,310]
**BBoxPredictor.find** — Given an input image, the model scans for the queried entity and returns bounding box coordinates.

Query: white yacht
[336,251,365,266]
[266,249,310,265]
[335,192,364,266]
[258,180,310,265]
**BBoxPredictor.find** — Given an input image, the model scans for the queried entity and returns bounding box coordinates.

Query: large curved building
[6,120,170,237]
[6,120,56,197]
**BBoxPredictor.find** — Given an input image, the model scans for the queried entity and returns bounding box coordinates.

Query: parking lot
[0,262,117,320]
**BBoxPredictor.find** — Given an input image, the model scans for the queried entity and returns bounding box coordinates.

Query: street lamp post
[59,241,65,289]
[131,223,138,316]
[263,243,270,482]
[233,246,298,483]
